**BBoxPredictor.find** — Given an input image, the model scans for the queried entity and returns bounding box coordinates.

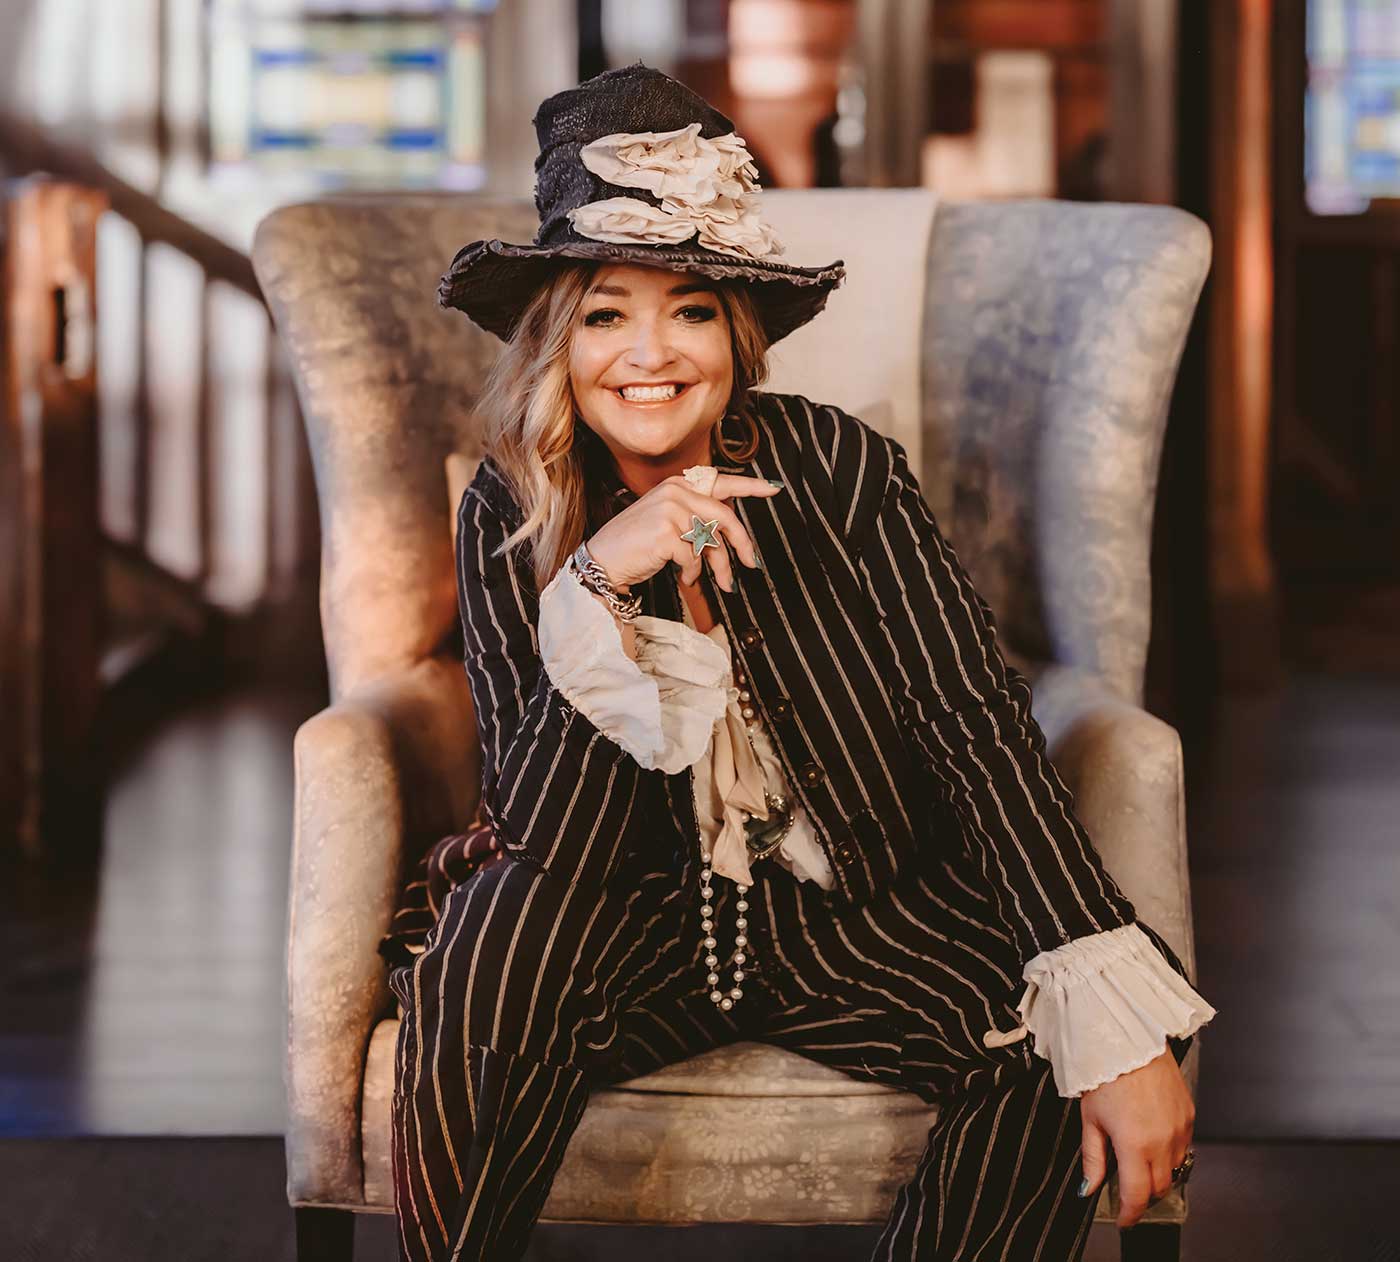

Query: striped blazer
[456,389,1139,964]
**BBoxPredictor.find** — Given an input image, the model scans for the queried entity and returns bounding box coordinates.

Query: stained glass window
[207,0,496,191]
[1306,0,1400,213]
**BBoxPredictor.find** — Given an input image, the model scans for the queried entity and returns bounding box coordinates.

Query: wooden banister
[1,179,108,858]
[0,111,323,807]
[0,109,259,296]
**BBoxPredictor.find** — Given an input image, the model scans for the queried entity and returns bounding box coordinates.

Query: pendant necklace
[702,657,795,1011]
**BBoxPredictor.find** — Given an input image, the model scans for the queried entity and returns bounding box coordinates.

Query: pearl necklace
[701,856,747,1011]
[705,659,792,1012]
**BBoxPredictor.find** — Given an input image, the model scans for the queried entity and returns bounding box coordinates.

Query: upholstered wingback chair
[252,190,1211,1262]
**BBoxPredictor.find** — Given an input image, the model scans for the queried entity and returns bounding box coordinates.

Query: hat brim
[437,237,845,346]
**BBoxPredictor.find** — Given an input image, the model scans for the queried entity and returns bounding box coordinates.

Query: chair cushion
[362,1020,935,1222]
[605,1039,910,1097]
[360,1018,1182,1225]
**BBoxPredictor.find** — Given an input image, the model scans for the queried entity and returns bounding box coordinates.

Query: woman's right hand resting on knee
[1077,1046,1197,1227]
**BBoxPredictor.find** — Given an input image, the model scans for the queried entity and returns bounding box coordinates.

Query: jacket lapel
[581,407,904,904]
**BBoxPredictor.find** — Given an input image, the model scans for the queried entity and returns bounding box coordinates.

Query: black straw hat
[437,61,846,346]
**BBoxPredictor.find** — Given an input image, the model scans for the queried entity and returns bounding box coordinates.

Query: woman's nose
[624,319,676,369]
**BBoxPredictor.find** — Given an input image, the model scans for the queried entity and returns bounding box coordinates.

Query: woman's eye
[582,305,718,328]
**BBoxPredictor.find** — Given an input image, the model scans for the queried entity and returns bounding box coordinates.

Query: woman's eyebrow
[587,282,716,298]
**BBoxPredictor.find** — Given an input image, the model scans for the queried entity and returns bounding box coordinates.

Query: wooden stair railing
[1,115,323,859]
[1,179,107,857]
[0,109,320,658]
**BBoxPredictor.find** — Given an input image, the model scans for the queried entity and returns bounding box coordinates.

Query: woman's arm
[533,553,729,774]
[455,485,651,888]
[846,429,1139,963]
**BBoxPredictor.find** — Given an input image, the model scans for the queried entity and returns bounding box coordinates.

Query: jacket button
[739,627,764,649]
[770,696,792,720]
[835,842,855,861]
[799,761,824,787]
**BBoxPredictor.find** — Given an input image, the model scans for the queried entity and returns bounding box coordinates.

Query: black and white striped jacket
[456,389,1138,964]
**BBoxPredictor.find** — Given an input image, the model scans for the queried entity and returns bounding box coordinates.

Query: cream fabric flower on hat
[567,197,701,246]
[580,122,735,203]
[566,121,786,262]
[685,194,785,260]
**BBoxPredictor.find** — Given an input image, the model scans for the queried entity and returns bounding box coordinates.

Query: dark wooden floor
[1,1137,1398,1261]
[1188,582,1400,1139]
[1,673,315,1135]
[1189,670,1400,1139]
[1,581,1399,1256]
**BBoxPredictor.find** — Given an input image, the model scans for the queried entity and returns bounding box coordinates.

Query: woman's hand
[1078,1045,1195,1227]
[586,473,781,593]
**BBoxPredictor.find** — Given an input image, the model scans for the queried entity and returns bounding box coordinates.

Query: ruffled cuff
[981,922,1218,1098]
[537,561,730,774]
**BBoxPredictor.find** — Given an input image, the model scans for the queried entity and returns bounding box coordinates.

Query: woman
[383,62,1216,1262]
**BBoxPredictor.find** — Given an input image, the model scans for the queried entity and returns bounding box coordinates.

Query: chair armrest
[1030,665,1199,984]
[1030,664,1206,1204]
[286,654,477,1206]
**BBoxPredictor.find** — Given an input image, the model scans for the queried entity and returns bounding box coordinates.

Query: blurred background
[2,2,1398,1259]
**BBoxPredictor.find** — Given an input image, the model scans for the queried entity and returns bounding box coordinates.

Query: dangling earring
[713,408,759,464]
[709,416,726,463]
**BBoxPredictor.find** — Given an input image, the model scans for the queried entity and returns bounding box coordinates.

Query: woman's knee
[397,860,630,1064]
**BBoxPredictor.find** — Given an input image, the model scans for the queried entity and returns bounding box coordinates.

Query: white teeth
[619,384,681,401]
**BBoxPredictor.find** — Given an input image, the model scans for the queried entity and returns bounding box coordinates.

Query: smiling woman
[470,256,773,597]
[571,268,734,462]
[381,61,1214,1262]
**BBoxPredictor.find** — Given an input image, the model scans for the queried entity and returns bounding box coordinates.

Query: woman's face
[569,263,734,473]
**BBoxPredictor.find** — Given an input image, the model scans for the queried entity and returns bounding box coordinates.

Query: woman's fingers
[710,471,784,501]
[662,500,734,589]
[1150,1150,1176,1201]
[679,494,755,573]
[665,515,733,589]
[1076,1050,1196,1228]
[673,476,779,568]
[674,529,730,589]
[1078,1112,1109,1201]
[1114,1151,1155,1227]
[662,481,769,588]
[1113,1137,1184,1227]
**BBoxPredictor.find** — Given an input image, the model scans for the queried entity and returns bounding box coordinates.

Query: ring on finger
[682,464,720,497]
[1170,1148,1195,1185]
[680,513,723,558]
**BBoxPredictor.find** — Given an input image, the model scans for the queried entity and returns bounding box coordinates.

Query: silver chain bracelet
[571,541,643,623]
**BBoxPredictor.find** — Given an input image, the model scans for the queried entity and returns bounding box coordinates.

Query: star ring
[1170,1149,1195,1185]
[680,514,722,558]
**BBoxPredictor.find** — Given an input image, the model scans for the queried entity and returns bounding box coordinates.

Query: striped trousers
[388,839,1194,1262]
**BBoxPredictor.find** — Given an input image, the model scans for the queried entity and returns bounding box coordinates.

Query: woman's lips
[614,383,691,404]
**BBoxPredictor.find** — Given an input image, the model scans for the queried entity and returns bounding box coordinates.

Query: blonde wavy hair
[475,262,771,593]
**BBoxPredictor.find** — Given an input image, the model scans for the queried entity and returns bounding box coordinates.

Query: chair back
[921,201,1210,703]
[253,193,1209,708]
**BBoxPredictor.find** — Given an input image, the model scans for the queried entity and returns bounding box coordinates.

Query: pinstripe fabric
[389,843,1194,1260]
[389,391,1189,1259]
[457,390,1136,950]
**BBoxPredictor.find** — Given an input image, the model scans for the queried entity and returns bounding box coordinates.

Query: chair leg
[1119,1222,1181,1262]
[295,1207,355,1262]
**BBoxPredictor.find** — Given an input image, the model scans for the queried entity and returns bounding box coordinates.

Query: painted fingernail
[751,550,764,570]
[766,478,784,489]
[1076,1177,1091,1198]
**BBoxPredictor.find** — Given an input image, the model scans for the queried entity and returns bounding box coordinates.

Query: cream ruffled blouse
[537,561,1216,1097]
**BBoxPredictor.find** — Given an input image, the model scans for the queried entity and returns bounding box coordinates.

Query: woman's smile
[570,263,734,474]
[613,382,693,405]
